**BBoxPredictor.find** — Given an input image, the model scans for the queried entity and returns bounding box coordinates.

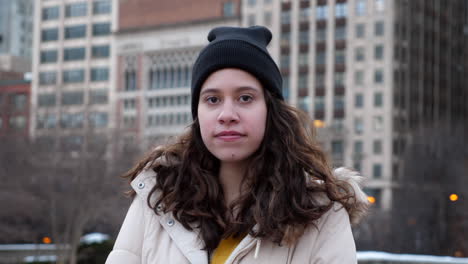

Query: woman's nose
[217,101,239,124]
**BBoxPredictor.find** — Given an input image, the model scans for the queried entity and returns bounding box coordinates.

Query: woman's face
[197,68,267,164]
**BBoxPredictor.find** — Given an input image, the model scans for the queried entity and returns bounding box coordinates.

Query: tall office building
[31,0,116,153]
[0,0,34,59]
[113,0,241,148]
[243,0,468,210]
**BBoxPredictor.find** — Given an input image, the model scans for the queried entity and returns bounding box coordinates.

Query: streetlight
[449,194,459,202]
[314,120,325,128]
[42,237,52,244]
[367,196,376,204]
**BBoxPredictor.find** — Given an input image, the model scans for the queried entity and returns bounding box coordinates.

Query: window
[374,69,384,83]
[264,11,272,25]
[355,93,364,108]
[281,32,290,46]
[281,10,291,24]
[38,94,56,107]
[314,96,325,111]
[335,3,347,18]
[93,0,111,14]
[39,71,57,85]
[223,2,235,17]
[42,6,59,20]
[373,140,382,154]
[280,54,290,68]
[374,92,383,107]
[375,0,385,12]
[375,21,384,36]
[123,99,136,110]
[282,76,290,99]
[62,91,84,105]
[90,89,108,104]
[298,75,307,90]
[300,7,310,22]
[91,67,109,81]
[9,116,26,130]
[354,117,364,134]
[123,115,136,128]
[298,96,310,112]
[298,52,308,67]
[248,0,256,6]
[63,69,85,83]
[65,25,86,39]
[61,135,84,151]
[375,44,384,60]
[335,25,346,40]
[89,112,108,128]
[61,112,84,128]
[334,72,345,86]
[355,0,366,16]
[125,70,137,91]
[316,5,328,20]
[315,72,325,86]
[36,114,56,129]
[316,51,325,65]
[92,45,110,58]
[64,47,86,61]
[11,94,27,111]
[335,49,346,64]
[299,30,309,45]
[65,2,87,17]
[354,141,363,153]
[41,28,59,42]
[355,47,365,61]
[93,23,111,36]
[355,70,364,85]
[373,164,382,178]
[316,27,326,42]
[331,140,343,155]
[334,96,344,110]
[364,188,382,207]
[373,116,383,131]
[40,50,58,63]
[356,23,365,38]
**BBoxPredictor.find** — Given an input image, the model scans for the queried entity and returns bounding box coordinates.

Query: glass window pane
[41,28,59,42]
[91,67,109,81]
[63,69,85,83]
[90,89,108,104]
[92,23,111,36]
[42,6,59,21]
[62,91,84,105]
[93,0,111,14]
[65,2,87,17]
[38,93,56,107]
[64,47,86,61]
[65,25,86,39]
[39,71,57,85]
[40,50,58,63]
[91,45,110,58]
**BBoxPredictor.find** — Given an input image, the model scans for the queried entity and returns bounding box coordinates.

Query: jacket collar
[131,169,209,264]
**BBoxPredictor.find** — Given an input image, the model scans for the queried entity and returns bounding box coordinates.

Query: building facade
[0,0,34,59]
[31,0,116,153]
[242,0,468,210]
[113,0,241,148]
[0,80,30,138]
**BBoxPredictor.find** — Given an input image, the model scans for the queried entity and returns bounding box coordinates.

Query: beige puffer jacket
[106,167,369,264]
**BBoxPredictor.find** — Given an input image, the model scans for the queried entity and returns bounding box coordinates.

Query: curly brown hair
[123,89,358,254]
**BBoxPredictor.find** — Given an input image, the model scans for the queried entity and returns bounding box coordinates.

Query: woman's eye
[206,96,219,104]
[239,95,253,103]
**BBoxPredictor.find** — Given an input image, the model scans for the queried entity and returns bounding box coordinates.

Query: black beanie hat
[191,26,283,119]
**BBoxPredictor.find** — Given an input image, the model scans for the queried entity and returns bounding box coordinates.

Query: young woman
[106,26,369,264]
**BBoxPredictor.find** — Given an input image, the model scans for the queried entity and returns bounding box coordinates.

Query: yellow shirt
[211,235,246,264]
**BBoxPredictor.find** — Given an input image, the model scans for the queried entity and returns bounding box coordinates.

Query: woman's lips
[215,131,245,142]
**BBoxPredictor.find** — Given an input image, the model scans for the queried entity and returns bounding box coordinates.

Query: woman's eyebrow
[200,86,260,97]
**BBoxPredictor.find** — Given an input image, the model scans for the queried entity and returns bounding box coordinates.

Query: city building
[113,0,241,148]
[0,79,30,138]
[31,0,115,153]
[0,0,34,59]
[242,0,468,210]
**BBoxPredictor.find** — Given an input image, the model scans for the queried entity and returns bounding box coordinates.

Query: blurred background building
[30,0,115,154]
[113,0,241,148]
